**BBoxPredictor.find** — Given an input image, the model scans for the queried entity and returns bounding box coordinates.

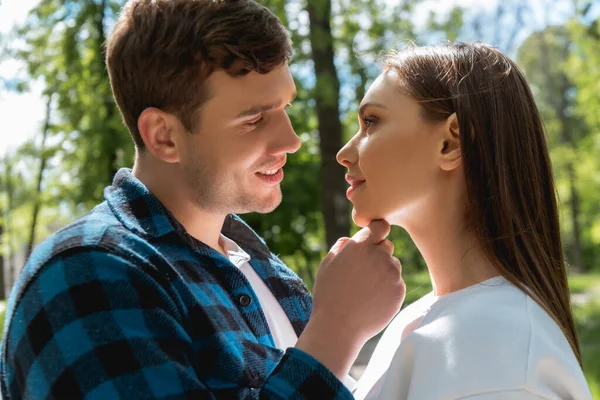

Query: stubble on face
[183,149,283,216]
[177,64,297,217]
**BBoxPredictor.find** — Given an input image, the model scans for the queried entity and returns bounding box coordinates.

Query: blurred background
[1,0,599,395]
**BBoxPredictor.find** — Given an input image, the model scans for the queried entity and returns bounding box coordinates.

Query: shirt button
[239,294,252,307]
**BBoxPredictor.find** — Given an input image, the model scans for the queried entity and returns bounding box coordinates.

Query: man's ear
[439,113,461,172]
[137,107,181,163]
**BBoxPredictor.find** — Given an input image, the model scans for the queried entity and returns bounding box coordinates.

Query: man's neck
[132,161,227,255]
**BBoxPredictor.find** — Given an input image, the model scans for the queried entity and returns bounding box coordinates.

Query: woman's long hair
[383,42,581,365]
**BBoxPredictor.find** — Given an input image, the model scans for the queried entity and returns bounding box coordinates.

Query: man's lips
[257,159,286,174]
[255,159,286,185]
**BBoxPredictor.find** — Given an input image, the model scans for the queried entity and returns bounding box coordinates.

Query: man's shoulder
[20,202,159,294]
[31,202,142,264]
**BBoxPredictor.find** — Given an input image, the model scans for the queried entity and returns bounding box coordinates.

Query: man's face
[177,63,300,215]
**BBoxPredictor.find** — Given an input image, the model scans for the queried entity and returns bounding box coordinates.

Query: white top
[219,235,357,390]
[353,276,592,400]
[220,234,298,350]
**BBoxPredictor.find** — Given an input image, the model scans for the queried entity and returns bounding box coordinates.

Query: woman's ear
[439,113,461,171]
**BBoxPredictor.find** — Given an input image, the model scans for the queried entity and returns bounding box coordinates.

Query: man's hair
[106,0,292,148]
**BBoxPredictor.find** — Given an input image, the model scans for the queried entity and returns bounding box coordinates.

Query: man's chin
[239,190,282,214]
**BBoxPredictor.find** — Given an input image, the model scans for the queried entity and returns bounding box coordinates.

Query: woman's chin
[352,207,383,228]
[351,208,366,228]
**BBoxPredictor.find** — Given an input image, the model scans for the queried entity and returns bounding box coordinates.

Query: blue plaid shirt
[1,169,353,400]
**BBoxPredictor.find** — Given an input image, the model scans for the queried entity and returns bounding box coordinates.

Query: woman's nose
[336,136,358,167]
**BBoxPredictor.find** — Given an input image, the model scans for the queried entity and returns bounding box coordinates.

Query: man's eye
[247,116,264,127]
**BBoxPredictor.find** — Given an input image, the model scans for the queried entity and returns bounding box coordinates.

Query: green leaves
[518,20,600,271]
[5,0,598,287]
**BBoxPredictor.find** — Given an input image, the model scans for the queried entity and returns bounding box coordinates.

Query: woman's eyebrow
[358,101,388,115]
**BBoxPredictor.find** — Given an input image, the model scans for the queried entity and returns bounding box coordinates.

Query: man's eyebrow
[358,101,388,116]
[236,91,297,119]
[236,102,280,118]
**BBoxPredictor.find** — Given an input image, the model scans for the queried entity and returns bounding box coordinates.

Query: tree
[1,154,17,292]
[566,3,600,270]
[15,0,131,209]
[25,92,54,258]
[306,0,350,249]
[3,0,516,290]
[458,0,530,56]
[0,222,5,300]
[518,25,593,271]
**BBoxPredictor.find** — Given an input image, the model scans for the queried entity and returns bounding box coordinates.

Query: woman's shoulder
[417,279,572,351]
[426,277,532,334]
[392,279,590,399]
[409,279,577,365]
[406,279,533,371]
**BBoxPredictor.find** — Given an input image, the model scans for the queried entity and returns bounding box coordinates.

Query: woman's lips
[346,180,366,199]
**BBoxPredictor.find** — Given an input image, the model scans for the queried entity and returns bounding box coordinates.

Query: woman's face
[337,70,449,228]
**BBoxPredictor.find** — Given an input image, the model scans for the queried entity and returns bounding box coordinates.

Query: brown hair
[383,42,582,365]
[106,0,292,148]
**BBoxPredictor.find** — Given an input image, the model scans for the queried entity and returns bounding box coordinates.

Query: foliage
[573,298,600,397]
[1,3,600,395]
[0,0,598,289]
[14,0,133,209]
[566,6,600,270]
[569,273,600,294]
[517,24,600,272]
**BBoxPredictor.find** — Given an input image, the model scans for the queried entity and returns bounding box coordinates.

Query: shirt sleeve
[3,249,352,400]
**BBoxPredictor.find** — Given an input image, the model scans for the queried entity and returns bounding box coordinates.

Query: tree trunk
[355,65,367,106]
[26,94,53,259]
[306,0,350,249]
[0,223,6,300]
[4,155,15,290]
[96,0,119,182]
[566,163,583,270]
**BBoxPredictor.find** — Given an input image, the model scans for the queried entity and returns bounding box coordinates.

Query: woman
[337,42,592,399]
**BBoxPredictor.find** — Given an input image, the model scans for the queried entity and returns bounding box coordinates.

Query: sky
[0,0,584,158]
[0,0,47,157]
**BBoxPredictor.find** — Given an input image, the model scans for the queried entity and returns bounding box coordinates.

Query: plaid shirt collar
[105,168,273,258]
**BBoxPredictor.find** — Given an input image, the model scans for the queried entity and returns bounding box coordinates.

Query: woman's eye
[362,116,377,128]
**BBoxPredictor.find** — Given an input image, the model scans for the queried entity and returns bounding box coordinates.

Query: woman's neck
[399,200,500,297]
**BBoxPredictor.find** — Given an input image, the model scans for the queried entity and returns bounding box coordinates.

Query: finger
[377,239,395,256]
[322,237,351,264]
[391,256,402,272]
[352,219,390,245]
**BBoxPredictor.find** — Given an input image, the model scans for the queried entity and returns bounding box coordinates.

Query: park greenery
[1,0,599,394]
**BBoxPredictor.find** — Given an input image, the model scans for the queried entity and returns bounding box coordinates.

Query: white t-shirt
[219,235,357,390]
[353,276,592,400]
[220,234,298,350]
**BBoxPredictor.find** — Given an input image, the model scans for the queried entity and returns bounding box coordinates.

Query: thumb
[352,219,391,245]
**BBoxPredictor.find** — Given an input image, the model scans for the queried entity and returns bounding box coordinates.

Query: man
[0,1,405,398]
